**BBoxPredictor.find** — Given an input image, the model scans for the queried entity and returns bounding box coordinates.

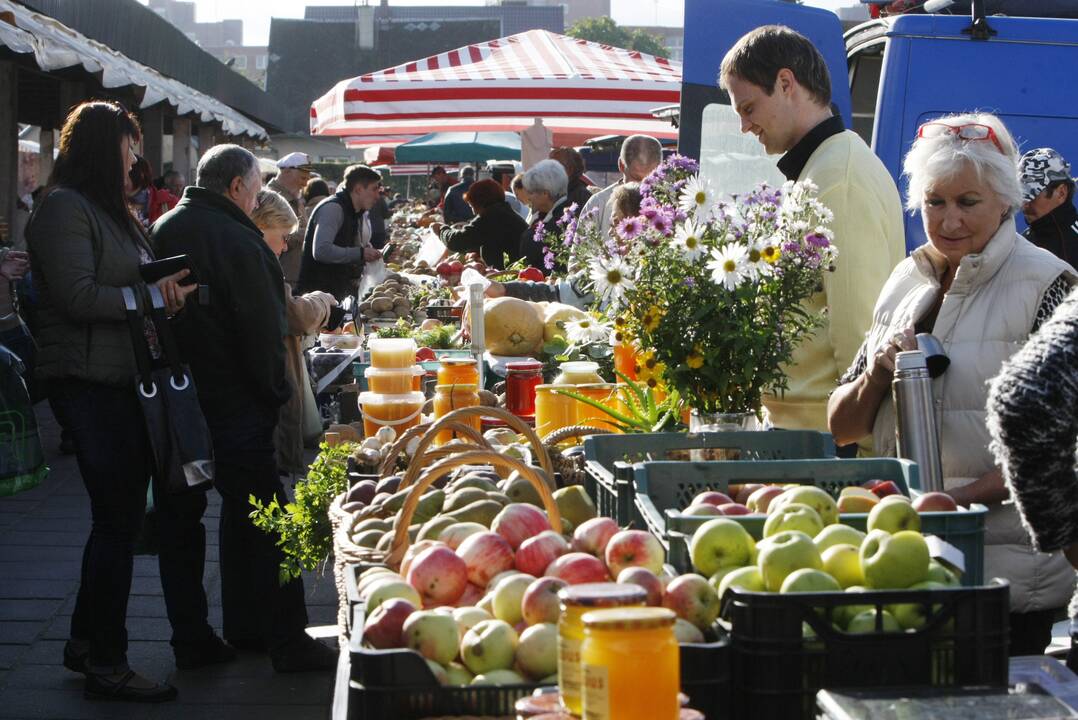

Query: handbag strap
[145,285,188,389]
[120,286,156,397]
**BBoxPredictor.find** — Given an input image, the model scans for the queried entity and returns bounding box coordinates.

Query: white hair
[522,159,568,198]
[903,111,1023,216]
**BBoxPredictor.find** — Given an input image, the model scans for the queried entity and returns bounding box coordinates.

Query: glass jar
[553,361,604,385]
[612,341,640,382]
[432,383,481,444]
[581,607,679,720]
[506,360,544,417]
[534,384,577,440]
[573,383,621,432]
[437,357,479,387]
[557,583,646,717]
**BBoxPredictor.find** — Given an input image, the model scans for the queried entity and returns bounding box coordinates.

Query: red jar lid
[506,360,543,372]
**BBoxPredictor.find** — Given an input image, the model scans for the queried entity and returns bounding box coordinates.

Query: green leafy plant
[250,441,355,584]
[554,371,684,433]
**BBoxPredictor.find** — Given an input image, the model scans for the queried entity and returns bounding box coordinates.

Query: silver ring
[170,374,190,391]
[139,382,158,398]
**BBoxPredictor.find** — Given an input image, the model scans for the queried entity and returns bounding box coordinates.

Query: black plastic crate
[681,626,732,719]
[722,581,1010,720]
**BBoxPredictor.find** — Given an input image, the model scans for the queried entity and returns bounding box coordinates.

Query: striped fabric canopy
[311,29,681,147]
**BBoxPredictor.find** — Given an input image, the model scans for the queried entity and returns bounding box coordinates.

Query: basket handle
[399,406,554,491]
[385,449,562,568]
[378,421,491,478]
[397,423,495,489]
[543,424,614,448]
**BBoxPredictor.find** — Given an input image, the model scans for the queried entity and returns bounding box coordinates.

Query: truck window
[848,40,885,146]
[699,103,785,195]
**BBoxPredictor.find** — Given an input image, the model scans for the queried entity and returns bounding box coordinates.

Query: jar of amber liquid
[437,357,479,387]
[581,607,679,720]
[557,583,646,717]
[432,383,480,444]
[612,341,640,382]
[534,384,577,440]
[574,383,621,432]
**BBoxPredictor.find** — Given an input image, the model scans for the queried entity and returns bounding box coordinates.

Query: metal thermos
[893,350,944,492]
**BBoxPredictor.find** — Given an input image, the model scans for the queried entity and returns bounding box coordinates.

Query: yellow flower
[641,305,663,333]
[761,245,781,264]
[614,315,627,328]
[686,345,705,369]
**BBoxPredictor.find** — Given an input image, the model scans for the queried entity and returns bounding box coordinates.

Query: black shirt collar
[777,114,846,182]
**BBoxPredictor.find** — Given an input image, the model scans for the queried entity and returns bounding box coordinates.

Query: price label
[583,663,610,720]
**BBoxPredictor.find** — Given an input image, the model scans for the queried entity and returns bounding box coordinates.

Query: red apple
[400,540,446,578]
[718,503,752,516]
[406,545,469,607]
[912,491,958,513]
[733,483,765,506]
[363,597,416,649]
[515,530,570,577]
[454,583,485,608]
[492,503,552,550]
[521,577,568,625]
[862,479,884,491]
[449,260,464,273]
[617,566,663,606]
[604,530,665,577]
[692,491,734,508]
[571,517,619,558]
[436,261,454,276]
[869,480,902,499]
[663,574,721,631]
[545,552,610,585]
[746,486,784,513]
[457,532,515,588]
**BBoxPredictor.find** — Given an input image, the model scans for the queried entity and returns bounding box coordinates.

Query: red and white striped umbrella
[311,29,681,147]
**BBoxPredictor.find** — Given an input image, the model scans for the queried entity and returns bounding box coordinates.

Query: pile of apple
[688,485,963,634]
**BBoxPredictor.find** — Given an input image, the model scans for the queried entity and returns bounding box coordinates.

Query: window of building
[699,103,784,195]
[232,55,247,70]
[256,55,268,70]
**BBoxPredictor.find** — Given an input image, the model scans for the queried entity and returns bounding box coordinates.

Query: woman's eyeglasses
[917,122,1005,154]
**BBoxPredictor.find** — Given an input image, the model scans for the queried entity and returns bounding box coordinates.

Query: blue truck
[678,0,1078,252]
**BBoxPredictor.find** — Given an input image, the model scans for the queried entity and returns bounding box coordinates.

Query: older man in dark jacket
[151,144,334,673]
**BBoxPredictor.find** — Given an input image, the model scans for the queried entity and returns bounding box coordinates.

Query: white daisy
[565,316,612,345]
[678,175,715,222]
[672,220,707,262]
[742,239,771,281]
[588,256,636,306]
[706,244,748,291]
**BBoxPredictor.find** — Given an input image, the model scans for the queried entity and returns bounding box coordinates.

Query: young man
[720,25,906,436]
[1019,147,1078,267]
[268,152,315,285]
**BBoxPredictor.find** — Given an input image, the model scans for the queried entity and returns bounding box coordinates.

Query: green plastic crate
[582,431,836,527]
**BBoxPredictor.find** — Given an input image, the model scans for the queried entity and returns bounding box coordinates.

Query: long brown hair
[49,100,143,234]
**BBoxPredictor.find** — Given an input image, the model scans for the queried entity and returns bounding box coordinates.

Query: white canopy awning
[0,1,267,139]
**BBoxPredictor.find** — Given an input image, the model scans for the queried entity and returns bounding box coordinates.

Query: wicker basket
[541,424,613,487]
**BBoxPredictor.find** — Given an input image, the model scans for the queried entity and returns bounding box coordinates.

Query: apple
[457,531,516,588]
[571,517,619,558]
[693,490,734,507]
[926,560,960,586]
[515,530,570,577]
[716,565,765,601]
[746,486,785,514]
[718,503,752,516]
[406,545,469,606]
[837,494,879,514]
[366,577,423,613]
[545,552,610,585]
[845,608,901,634]
[363,597,416,649]
[860,529,929,589]
[689,518,756,577]
[400,540,446,579]
[886,580,947,630]
[445,662,474,686]
[734,483,765,506]
[840,486,878,500]
[763,502,824,538]
[492,503,552,550]
[780,568,841,593]
[437,261,454,276]
[452,606,493,636]
[681,503,723,517]
[402,610,460,665]
[833,586,874,630]
[425,658,449,685]
[617,566,664,606]
[605,530,665,577]
[516,622,558,679]
[518,266,545,282]
[460,619,519,675]
[439,522,488,550]
[522,577,568,625]
[673,618,706,643]
[454,583,485,608]
[912,492,958,513]
[814,524,866,552]
[663,574,721,631]
[357,568,400,600]
[491,574,534,626]
[707,565,742,592]
[472,669,526,685]
[868,480,902,499]
[867,499,921,533]
[879,494,912,504]
[821,543,864,588]
[757,530,823,592]
[488,569,524,591]
[773,486,838,525]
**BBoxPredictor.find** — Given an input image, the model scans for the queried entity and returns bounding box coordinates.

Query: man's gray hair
[196,144,259,196]
[522,159,568,199]
[620,135,662,172]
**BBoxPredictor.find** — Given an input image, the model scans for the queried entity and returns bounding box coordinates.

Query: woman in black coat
[430,179,527,269]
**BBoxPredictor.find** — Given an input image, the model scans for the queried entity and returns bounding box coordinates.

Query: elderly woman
[429,179,528,270]
[251,189,337,476]
[518,159,572,271]
[827,112,1077,656]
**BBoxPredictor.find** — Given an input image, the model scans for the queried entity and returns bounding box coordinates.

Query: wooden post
[197,122,215,162]
[0,63,18,233]
[141,105,164,176]
[172,117,192,181]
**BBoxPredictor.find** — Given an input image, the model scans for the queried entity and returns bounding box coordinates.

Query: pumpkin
[542,302,589,343]
[484,297,545,355]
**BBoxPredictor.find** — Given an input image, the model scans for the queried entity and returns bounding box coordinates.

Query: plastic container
[535,384,577,440]
[320,331,361,350]
[721,582,1010,720]
[365,366,425,394]
[506,360,544,417]
[357,391,424,438]
[368,337,416,368]
[437,357,479,386]
[553,360,603,385]
[432,384,481,444]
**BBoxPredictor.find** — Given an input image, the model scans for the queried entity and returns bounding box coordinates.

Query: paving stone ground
[0,404,338,719]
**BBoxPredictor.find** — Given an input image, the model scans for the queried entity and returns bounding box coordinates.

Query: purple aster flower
[651,211,673,236]
[533,221,546,246]
[805,233,831,248]
[684,276,696,287]
[617,216,644,240]
[641,204,660,220]
[783,241,800,254]
[542,248,556,271]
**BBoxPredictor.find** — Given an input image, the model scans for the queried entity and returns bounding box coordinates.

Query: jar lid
[558,582,646,608]
[357,391,425,404]
[535,383,575,392]
[558,360,599,372]
[364,365,425,378]
[506,360,544,371]
[368,337,416,351]
[581,607,676,630]
[439,357,477,367]
[575,382,616,390]
[434,383,478,392]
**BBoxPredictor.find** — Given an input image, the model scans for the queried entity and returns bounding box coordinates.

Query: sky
[143,0,853,47]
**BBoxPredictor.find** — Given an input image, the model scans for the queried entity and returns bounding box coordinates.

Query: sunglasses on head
[917,122,1005,154]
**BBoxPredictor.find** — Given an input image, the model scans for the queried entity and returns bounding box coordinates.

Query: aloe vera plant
[553,370,684,433]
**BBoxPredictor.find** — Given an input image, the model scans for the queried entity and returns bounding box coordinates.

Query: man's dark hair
[431,166,446,177]
[302,178,330,202]
[490,165,513,183]
[719,25,831,107]
[163,169,181,182]
[1047,179,1076,204]
[342,164,381,192]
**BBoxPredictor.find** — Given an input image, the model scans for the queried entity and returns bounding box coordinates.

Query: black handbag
[121,285,214,495]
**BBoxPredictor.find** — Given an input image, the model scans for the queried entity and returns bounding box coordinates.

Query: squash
[484,297,545,356]
[542,302,589,343]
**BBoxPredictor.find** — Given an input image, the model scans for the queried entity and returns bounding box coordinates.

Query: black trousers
[1009,608,1057,657]
[156,405,308,654]
[49,378,150,675]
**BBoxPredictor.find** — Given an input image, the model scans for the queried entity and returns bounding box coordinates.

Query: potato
[371,298,394,313]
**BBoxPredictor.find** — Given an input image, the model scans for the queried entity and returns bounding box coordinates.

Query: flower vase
[688,409,767,461]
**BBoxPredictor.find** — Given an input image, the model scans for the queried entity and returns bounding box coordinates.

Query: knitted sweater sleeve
[987,286,1078,553]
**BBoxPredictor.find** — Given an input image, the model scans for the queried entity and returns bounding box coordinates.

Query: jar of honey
[368,337,417,368]
[437,357,479,387]
[553,361,604,385]
[557,583,646,717]
[432,383,481,444]
[581,607,679,720]
[534,384,577,440]
[365,365,425,394]
[356,391,425,438]
[613,341,640,382]
[506,360,544,417]
[573,383,621,432]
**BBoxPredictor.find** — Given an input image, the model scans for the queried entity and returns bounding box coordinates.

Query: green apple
[821,543,864,588]
[460,619,519,675]
[860,529,929,589]
[774,486,838,525]
[833,586,873,630]
[402,610,461,666]
[445,662,475,686]
[845,608,901,634]
[491,574,534,626]
[763,503,824,538]
[779,568,841,593]
[757,530,822,592]
[471,668,526,685]
[886,580,947,630]
[707,565,742,593]
[926,560,961,587]
[716,565,765,602]
[689,518,756,577]
[814,524,866,553]
[867,498,921,533]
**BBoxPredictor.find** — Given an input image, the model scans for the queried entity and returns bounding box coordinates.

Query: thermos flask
[893,350,944,492]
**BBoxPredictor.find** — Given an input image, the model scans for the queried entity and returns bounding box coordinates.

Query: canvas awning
[393,132,521,163]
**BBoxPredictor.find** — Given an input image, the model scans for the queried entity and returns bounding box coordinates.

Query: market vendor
[827,111,1077,656]
[518,159,572,272]
[429,179,527,270]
